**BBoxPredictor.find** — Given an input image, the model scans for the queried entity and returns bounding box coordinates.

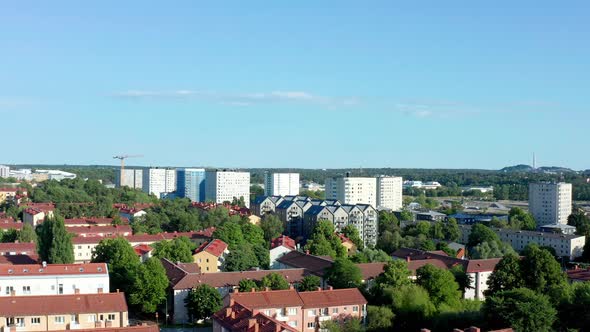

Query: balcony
[273,314,289,322]
[68,322,81,330]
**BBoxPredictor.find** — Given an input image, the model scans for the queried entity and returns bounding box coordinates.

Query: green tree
[435,242,456,257]
[184,284,222,322]
[416,264,462,308]
[305,220,347,259]
[260,272,290,290]
[520,244,567,293]
[449,264,472,296]
[1,229,18,243]
[92,237,141,293]
[224,243,259,271]
[485,253,523,296]
[376,230,402,254]
[212,222,244,249]
[17,224,37,243]
[444,217,461,242]
[366,306,394,332]
[388,284,436,331]
[371,260,411,303]
[238,279,259,292]
[342,225,364,250]
[259,214,284,243]
[471,240,516,259]
[152,236,194,263]
[129,258,168,313]
[467,223,499,247]
[297,275,321,292]
[509,207,536,230]
[37,216,74,264]
[560,282,590,330]
[378,211,399,234]
[325,258,363,289]
[568,211,590,237]
[351,248,392,263]
[399,210,414,222]
[482,288,556,332]
[322,319,364,332]
[241,222,265,247]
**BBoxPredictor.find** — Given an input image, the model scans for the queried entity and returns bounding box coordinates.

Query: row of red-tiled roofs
[213,302,297,332]
[0,262,108,276]
[71,227,215,245]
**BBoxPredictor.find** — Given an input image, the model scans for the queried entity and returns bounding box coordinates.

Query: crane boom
[113,154,143,187]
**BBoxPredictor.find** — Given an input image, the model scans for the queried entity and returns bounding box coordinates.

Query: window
[58,284,64,294]
[308,309,316,317]
[71,315,78,322]
[107,314,116,321]
[55,316,65,324]
[88,315,97,323]
[5,286,13,295]
[332,308,339,314]
[353,306,359,312]
[288,308,297,315]
[31,317,41,325]
[288,321,297,327]
[307,322,315,329]
[16,318,25,327]
[23,286,31,294]
[263,310,271,316]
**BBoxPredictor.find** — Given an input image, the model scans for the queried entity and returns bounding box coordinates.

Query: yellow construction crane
[113,154,143,187]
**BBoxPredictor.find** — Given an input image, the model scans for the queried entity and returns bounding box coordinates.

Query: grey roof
[323,199,341,206]
[540,224,576,230]
[305,205,328,216]
[356,204,376,212]
[253,196,271,205]
[339,205,360,213]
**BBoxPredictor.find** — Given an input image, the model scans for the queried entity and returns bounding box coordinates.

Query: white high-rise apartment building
[205,170,251,207]
[117,169,143,189]
[377,176,403,210]
[142,168,176,198]
[326,175,377,207]
[264,172,300,196]
[529,182,572,226]
[0,165,9,178]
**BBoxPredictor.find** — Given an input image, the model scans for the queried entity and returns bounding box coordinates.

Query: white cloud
[112,89,357,107]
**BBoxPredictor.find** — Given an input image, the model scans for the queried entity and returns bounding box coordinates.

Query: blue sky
[1,1,589,169]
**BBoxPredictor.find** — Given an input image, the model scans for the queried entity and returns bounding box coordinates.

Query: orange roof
[64,217,129,226]
[0,262,108,276]
[0,292,127,316]
[0,242,36,253]
[133,244,153,256]
[230,289,303,309]
[213,302,297,332]
[194,239,228,257]
[270,235,296,250]
[298,288,367,308]
[466,258,502,273]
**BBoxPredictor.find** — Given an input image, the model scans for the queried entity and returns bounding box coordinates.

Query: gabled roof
[298,288,367,308]
[465,258,502,273]
[276,251,333,276]
[213,302,297,332]
[305,205,328,217]
[0,292,127,316]
[0,262,108,277]
[133,244,153,256]
[0,219,23,230]
[356,263,386,280]
[0,242,36,253]
[230,289,303,309]
[567,268,590,282]
[270,235,296,250]
[194,239,228,257]
[171,268,308,290]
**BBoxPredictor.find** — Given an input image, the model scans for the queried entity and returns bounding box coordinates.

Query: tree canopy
[184,284,222,322]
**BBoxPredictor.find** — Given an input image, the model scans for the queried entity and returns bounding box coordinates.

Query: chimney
[248,318,257,328]
[10,290,15,296]
[305,250,310,255]
[289,284,294,290]
[465,328,481,332]
[74,288,80,294]
[265,287,270,292]
[225,308,232,318]
[317,287,322,292]
[97,288,103,293]
[328,286,333,291]
[42,261,47,267]
[116,289,120,293]
[251,288,256,293]
[406,256,411,262]
[234,288,239,293]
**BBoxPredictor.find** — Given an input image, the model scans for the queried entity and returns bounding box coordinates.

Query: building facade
[142,168,176,198]
[176,168,206,202]
[205,170,250,208]
[529,182,572,225]
[376,176,403,211]
[0,165,9,178]
[116,169,143,189]
[265,172,300,196]
[0,263,109,297]
[192,239,229,273]
[326,176,377,207]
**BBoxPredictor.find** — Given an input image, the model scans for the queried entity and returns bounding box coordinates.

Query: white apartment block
[0,263,109,297]
[529,182,572,225]
[264,172,300,196]
[205,170,250,208]
[142,168,176,198]
[0,165,9,178]
[326,176,377,207]
[117,169,143,189]
[376,176,403,211]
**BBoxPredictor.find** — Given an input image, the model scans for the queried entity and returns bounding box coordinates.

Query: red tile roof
[0,262,108,276]
[356,263,386,280]
[194,239,228,257]
[566,268,590,282]
[68,225,133,236]
[0,292,127,316]
[213,302,297,332]
[270,235,296,250]
[338,233,353,244]
[298,288,367,308]
[0,218,23,230]
[230,289,304,309]
[276,251,334,276]
[466,258,502,273]
[133,244,153,256]
[0,242,36,254]
[64,217,129,226]
[71,229,214,245]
